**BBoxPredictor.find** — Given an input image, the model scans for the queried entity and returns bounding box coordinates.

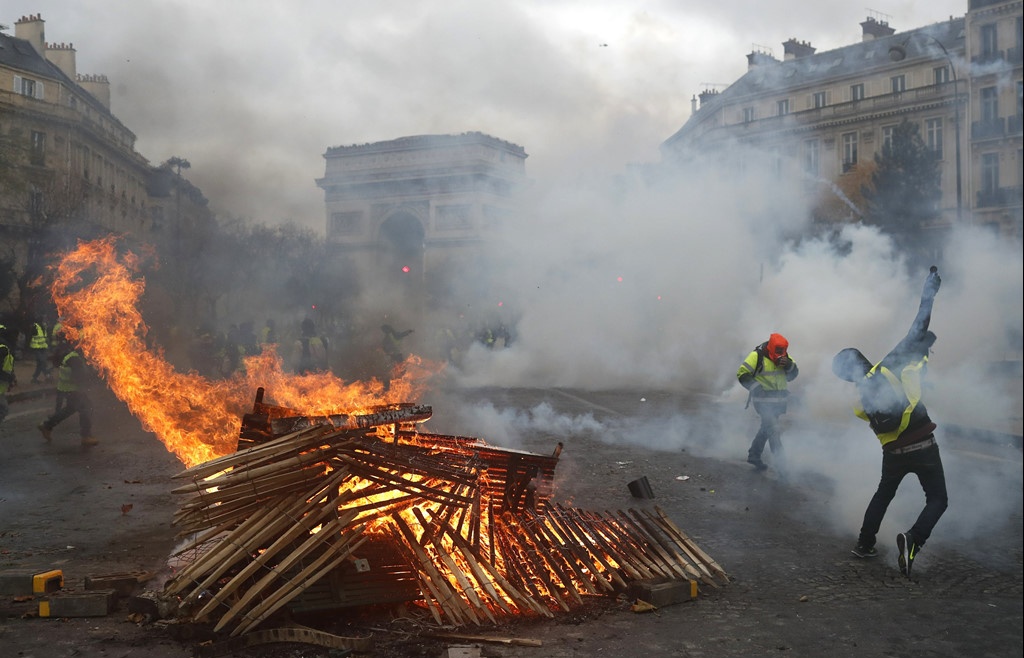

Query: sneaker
[38,423,52,442]
[81,436,99,447]
[747,456,768,471]
[897,532,917,577]
[851,543,878,558]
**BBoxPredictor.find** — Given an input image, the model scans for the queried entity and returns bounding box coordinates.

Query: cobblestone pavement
[1,368,1020,658]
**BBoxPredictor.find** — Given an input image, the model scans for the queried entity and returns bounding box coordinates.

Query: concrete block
[630,579,698,608]
[445,647,482,658]
[0,569,63,595]
[39,589,117,617]
[85,571,150,597]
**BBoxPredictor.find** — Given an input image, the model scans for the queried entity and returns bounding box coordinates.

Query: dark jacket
[854,271,940,450]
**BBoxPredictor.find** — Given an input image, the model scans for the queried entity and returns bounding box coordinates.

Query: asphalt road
[1,365,1021,658]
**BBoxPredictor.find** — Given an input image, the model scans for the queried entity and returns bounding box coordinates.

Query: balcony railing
[977,186,1023,208]
[972,117,1006,140]
[972,50,1005,65]
[792,83,959,125]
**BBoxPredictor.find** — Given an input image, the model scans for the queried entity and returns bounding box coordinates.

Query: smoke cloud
[423,144,1022,552]
[9,0,1017,552]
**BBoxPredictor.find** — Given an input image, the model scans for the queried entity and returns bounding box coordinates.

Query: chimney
[746,48,777,70]
[78,74,111,110]
[14,14,46,56]
[782,38,816,61]
[861,16,895,42]
[45,42,77,79]
[691,95,698,114]
[698,89,720,107]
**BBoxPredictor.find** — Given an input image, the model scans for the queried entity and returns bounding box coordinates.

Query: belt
[887,437,936,455]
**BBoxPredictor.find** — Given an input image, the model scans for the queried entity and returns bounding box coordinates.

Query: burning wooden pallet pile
[163,393,729,637]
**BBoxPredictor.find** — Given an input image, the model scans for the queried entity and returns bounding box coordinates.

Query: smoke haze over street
[7,0,1019,563]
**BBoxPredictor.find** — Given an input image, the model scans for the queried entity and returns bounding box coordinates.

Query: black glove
[923,267,941,300]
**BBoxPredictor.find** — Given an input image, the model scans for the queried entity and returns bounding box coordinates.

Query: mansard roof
[1,31,67,81]
[0,30,121,125]
[729,19,962,99]
[664,17,964,147]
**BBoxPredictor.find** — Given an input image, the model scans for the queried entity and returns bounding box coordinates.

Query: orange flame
[51,237,440,468]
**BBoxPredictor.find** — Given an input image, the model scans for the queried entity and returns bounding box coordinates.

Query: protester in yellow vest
[737,333,799,471]
[833,267,946,578]
[29,319,52,384]
[38,334,97,446]
[0,324,16,425]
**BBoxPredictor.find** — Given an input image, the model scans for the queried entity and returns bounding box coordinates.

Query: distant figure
[380,323,413,392]
[737,333,799,471]
[190,323,219,379]
[833,267,946,579]
[294,318,329,374]
[238,320,260,356]
[380,323,414,364]
[28,318,52,384]
[0,324,16,425]
[260,318,278,346]
[37,333,97,447]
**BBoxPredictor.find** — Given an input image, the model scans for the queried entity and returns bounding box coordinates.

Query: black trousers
[858,441,948,548]
[42,390,93,438]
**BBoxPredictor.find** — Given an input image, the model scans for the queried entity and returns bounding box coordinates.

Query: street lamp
[889,37,963,222]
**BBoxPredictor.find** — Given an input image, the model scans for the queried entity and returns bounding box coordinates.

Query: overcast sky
[7,0,967,228]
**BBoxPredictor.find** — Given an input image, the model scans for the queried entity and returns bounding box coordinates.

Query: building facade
[1,14,210,312]
[316,132,528,307]
[662,2,1022,239]
[966,0,1023,231]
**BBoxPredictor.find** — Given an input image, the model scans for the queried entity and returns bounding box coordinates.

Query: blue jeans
[858,441,948,549]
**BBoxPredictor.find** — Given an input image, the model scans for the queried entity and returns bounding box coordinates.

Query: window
[882,125,896,153]
[980,153,999,194]
[771,147,784,177]
[151,205,164,231]
[981,86,999,123]
[933,66,950,85]
[891,75,906,93]
[804,139,820,176]
[30,131,46,166]
[842,131,858,171]
[13,75,44,99]
[925,118,944,159]
[980,23,998,59]
[29,189,44,220]
[743,107,755,123]
[777,99,790,116]
[813,91,827,108]
[850,83,865,101]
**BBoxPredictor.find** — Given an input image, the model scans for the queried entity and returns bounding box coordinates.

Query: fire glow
[50,237,436,467]
[52,237,728,635]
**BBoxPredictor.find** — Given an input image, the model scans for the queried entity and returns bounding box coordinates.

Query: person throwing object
[737,333,799,470]
[832,267,947,578]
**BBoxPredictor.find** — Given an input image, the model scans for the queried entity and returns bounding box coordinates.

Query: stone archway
[377,210,425,299]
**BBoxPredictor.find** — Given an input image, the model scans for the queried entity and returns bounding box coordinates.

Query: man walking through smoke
[737,333,799,471]
[833,267,947,578]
